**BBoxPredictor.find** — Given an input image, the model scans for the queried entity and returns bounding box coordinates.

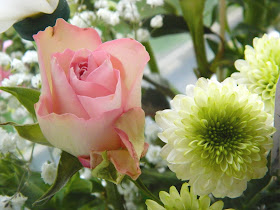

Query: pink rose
[34,19,149,180]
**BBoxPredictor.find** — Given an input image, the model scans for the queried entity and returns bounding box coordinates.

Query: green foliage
[0,87,40,118]
[34,152,83,206]
[0,122,51,146]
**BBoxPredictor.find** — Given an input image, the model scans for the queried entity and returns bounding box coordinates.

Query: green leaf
[105,182,125,210]
[143,15,213,38]
[13,0,70,41]
[33,152,82,206]
[65,174,92,195]
[0,86,40,118]
[0,122,51,146]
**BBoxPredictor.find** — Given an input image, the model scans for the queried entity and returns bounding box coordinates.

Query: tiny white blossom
[31,74,41,89]
[21,39,34,49]
[97,8,120,26]
[11,107,29,121]
[52,148,62,158]
[80,168,92,180]
[70,11,96,28]
[10,51,23,59]
[11,59,28,73]
[117,0,140,22]
[145,116,161,143]
[0,193,27,210]
[94,0,108,8]
[136,28,150,42]
[2,73,32,87]
[150,15,163,28]
[22,50,38,64]
[0,127,17,155]
[115,33,124,39]
[41,162,57,185]
[146,0,164,7]
[145,144,162,165]
[0,52,11,67]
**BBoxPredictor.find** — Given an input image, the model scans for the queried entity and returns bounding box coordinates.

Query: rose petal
[114,107,145,159]
[96,38,149,110]
[107,150,141,180]
[36,108,123,156]
[78,70,122,118]
[69,67,112,98]
[85,57,117,92]
[50,57,90,118]
[33,18,102,97]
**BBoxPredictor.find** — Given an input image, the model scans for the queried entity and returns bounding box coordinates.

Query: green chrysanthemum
[155,78,275,198]
[146,183,224,210]
[232,34,280,114]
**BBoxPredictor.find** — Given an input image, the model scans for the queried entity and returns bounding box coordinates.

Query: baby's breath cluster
[232,34,280,114]
[146,183,224,210]
[156,78,275,198]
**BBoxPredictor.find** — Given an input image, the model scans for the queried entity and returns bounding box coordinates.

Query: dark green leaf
[13,0,70,41]
[33,152,82,206]
[143,14,213,37]
[0,87,40,118]
[65,174,92,195]
[0,122,51,146]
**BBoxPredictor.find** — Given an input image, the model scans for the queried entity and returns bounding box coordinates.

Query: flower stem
[142,41,160,74]
[129,177,162,205]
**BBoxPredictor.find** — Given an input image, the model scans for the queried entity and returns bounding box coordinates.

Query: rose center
[75,62,88,80]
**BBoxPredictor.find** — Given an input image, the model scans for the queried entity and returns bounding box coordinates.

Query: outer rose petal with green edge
[34,19,149,182]
[0,0,59,33]
[156,78,275,198]
[146,183,224,210]
[232,34,280,114]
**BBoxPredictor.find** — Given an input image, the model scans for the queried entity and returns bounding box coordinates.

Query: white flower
[22,50,38,64]
[117,0,140,22]
[11,106,29,121]
[146,145,161,163]
[156,78,275,198]
[94,0,108,9]
[150,15,163,28]
[0,127,17,154]
[97,8,120,26]
[70,11,96,28]
[232,34,280,114]
[0,193,27,210]
[136,28,150,42]
[0,52,11,67]
[21,39,34,49]
[146,0,164,7]
[31,74,41,89]
[41,162,57,185]
[0,0,59,33]
[2,73,32,87]
[11,59,28,73]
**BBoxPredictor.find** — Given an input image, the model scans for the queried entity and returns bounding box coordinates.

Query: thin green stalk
[142,41,160,74]
[129,177,162,205]
[179,0,211,78]
[105,181,125,210]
